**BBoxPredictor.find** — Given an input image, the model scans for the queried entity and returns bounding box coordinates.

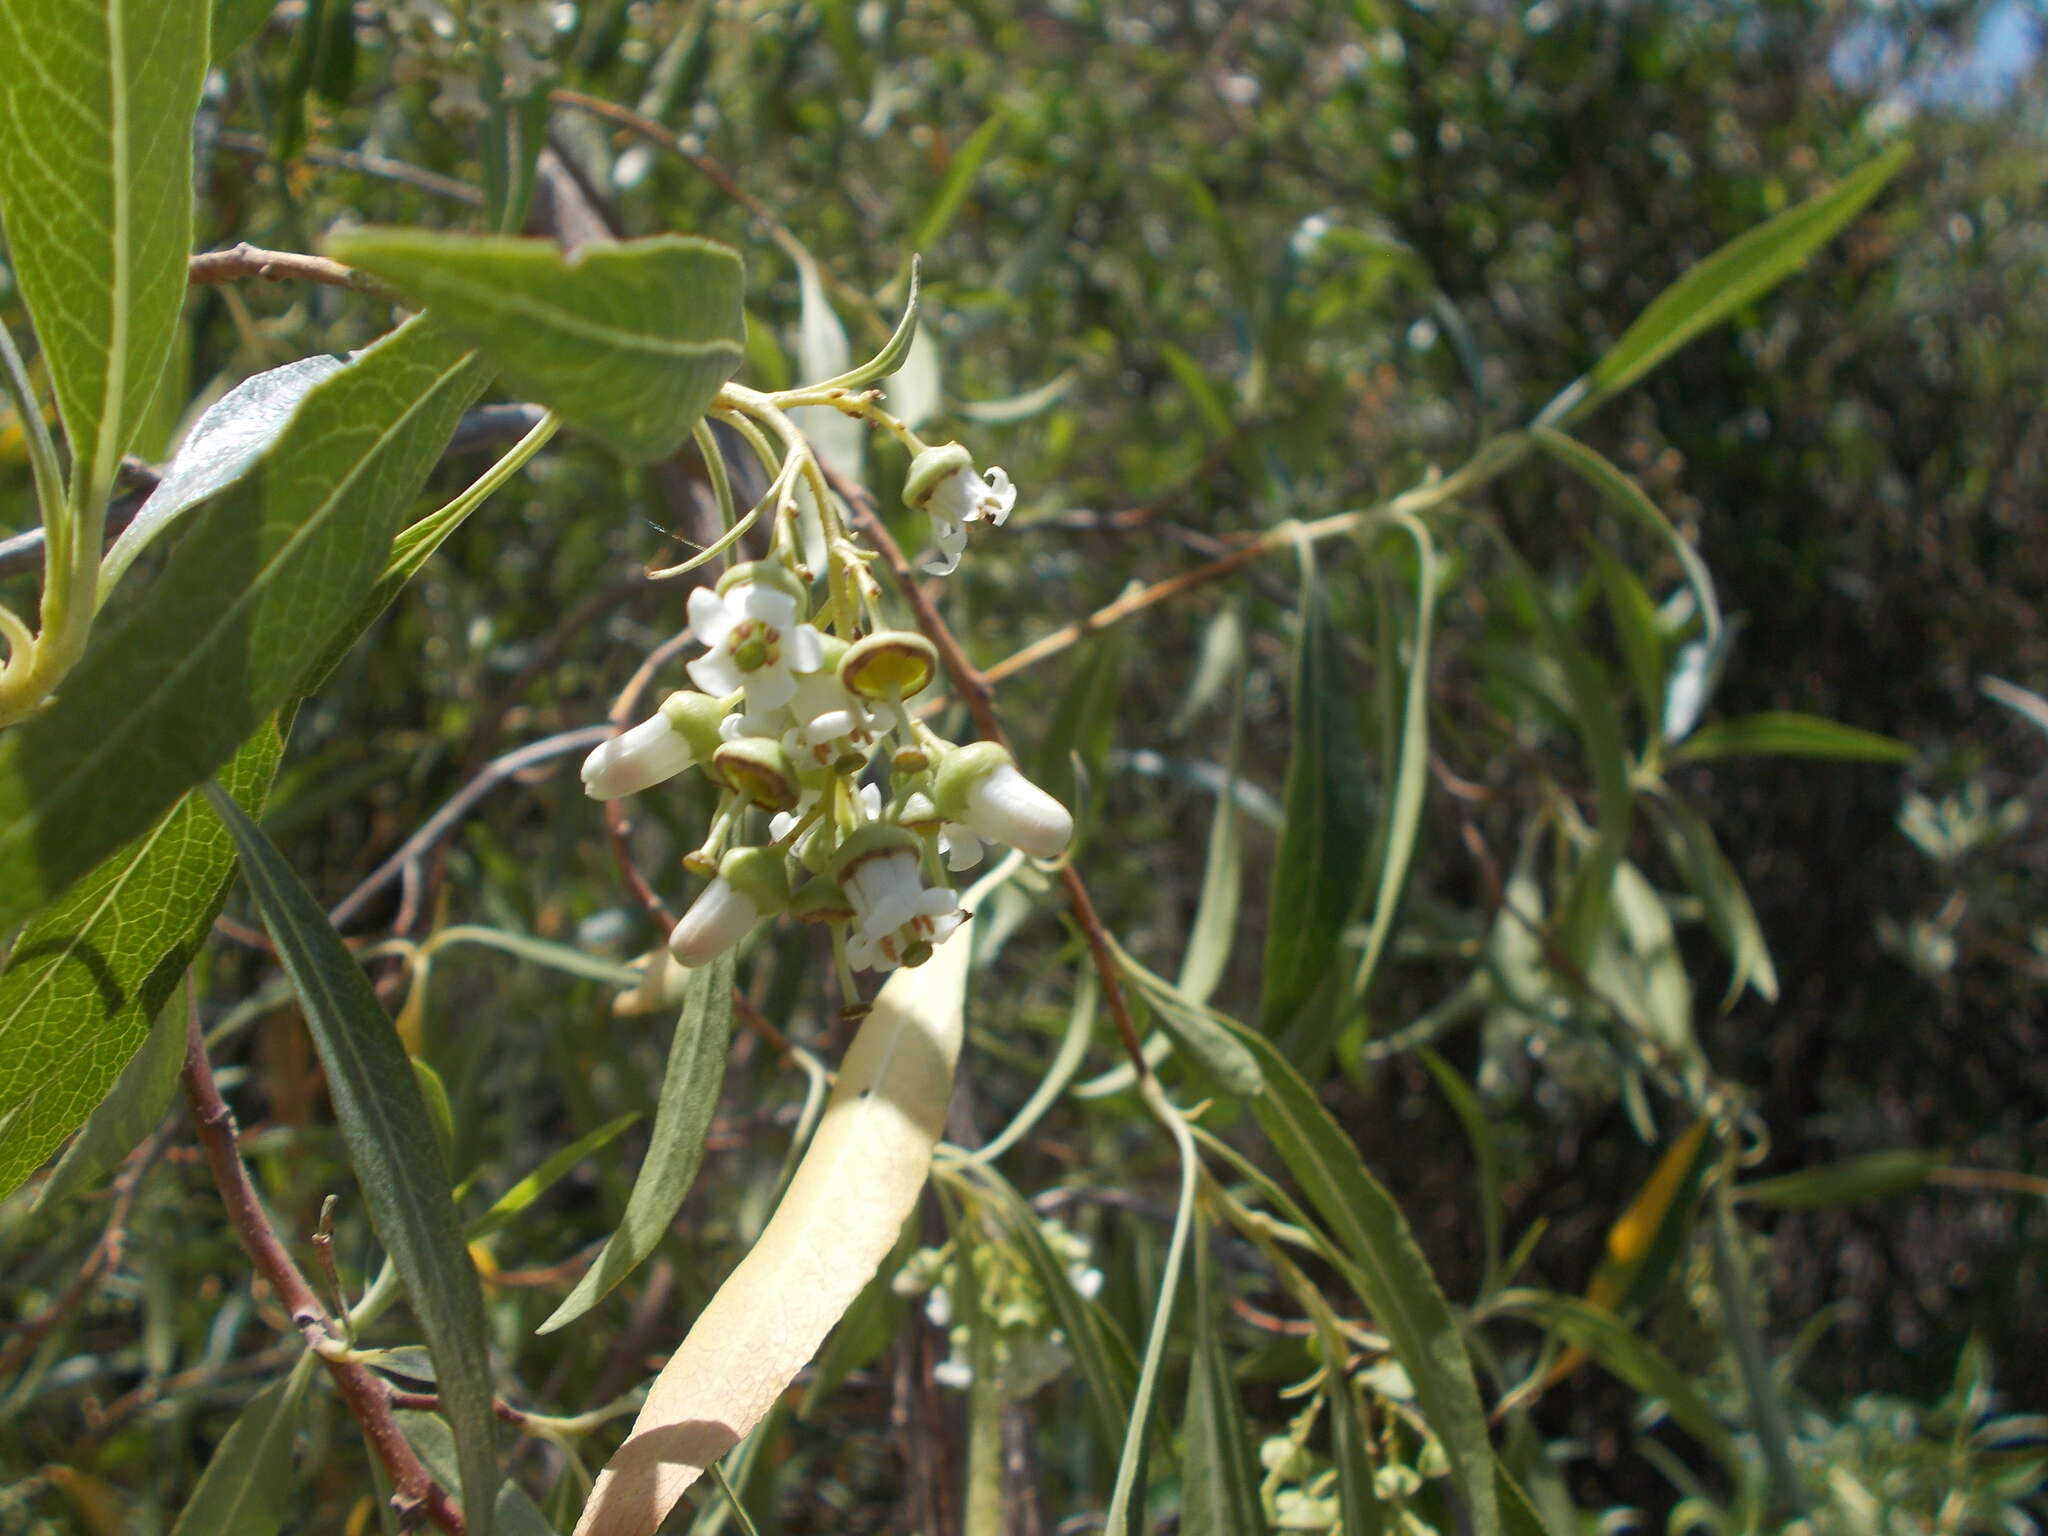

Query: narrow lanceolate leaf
[1219,1017,1500,1534]
[0,317,488,932]
[538,954,735,1333]
[1261,548,1371,1051]
[1734,1148,1945,1210]
[574,924,973,1536]
[168,1354,316,1536]
[101,353,351,590]
[0,727,280,1200]
[0,0,208,494]
[327,231,744,463]
[1542,143,1909,426]
[1669,711,1914,766]
[1179,1228,1263,1536]
[792,252,864,480]
[205,788,498,1536]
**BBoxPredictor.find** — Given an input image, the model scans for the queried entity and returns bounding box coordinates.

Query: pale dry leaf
[573,922,973,1536]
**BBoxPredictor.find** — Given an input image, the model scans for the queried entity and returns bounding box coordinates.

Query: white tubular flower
[934,742,1074,861]
[834,825,966,973]
[581,691,728,800]
[903,442,1016,576]
[685,563,824,712]
[667,847,790,967]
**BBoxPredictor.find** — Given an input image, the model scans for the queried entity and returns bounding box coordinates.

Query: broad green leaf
[1180,1222,1263,1536]
[0,0,208,496]
[1218,1017,1499,1533]
[1262,546,1372,1054]
[1540,143,1909,426]
[1670,711,1914,766]
[575,919,972,1536]
[467,1112,642,1242]
[1349,514,1437,1004]
[0,317,489,932]
[538,953,736,1333]
[1734,1149,1945,1210]
[1644,791,1777,1004]
[797,1223,912,1418]
[169,1354,316,1536]
[211,0,274,61]
[0,727,280,1199]
[101,353,351,591]
[326,231,743,463]
[33,989,182,1210]
[205,788,498,1536]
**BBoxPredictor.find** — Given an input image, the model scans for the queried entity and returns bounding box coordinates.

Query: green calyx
[718,846,792,914]
[840,631,938,701]
[790,875,855,924]
[933,740,1013,821]
[716,559,809,612]
[902,441,975,510]
[831,821,921,880]
[658,690,731,761]
[712,736,801,812]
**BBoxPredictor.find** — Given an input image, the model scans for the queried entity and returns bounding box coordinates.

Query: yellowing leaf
[573,923,973,1536]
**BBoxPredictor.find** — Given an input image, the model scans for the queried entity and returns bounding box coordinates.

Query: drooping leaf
[0,727,280,1199]
[1180,1222,1263,1536]
[1669,711,1914,766]
[0,0,208,496]
[1262,546,1372,1054]
[809,257,920,394]
[538,953,736,1332]
[205,788,499,1536]
[1218,1017,1500,1533]
[574,918,973,1536]
[0,317,489,932]
[326,231,742,462]
[100,353,351,590]
[467,1112,642,1242]
[168,1355,316,1536]
[1540,143,1909,426]
[1112,944,1263,1097]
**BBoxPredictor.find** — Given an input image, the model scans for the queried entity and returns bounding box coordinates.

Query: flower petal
[688,647,745,697]
[688,586,737,647]
[739,584,799,631]
[745,663,797,712]
[785,623,825,674]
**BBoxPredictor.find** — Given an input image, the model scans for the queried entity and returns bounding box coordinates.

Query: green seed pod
[711,736,801,812]
[839,631,940,701]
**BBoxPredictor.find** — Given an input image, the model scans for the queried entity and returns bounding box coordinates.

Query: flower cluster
[585,427,1068,986]
[892,1219,1103,1399]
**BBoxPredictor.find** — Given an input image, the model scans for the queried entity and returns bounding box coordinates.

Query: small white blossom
[686,581,824,713]
[961,762,1072,860]
[780,670,880,768]
[581,713,693,800]
[938,823,984,871]
[668,878,758,966]
[932,1356,974,1390]
[922,465,1015,576]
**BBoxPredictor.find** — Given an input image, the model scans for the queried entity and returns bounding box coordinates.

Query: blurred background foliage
[2,0,2045,1530]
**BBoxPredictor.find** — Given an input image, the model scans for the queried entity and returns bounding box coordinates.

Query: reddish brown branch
[188,242,388,297]
[179,998,467,1534]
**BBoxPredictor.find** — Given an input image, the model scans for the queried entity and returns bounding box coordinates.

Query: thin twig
[188,242,389,297]
[824,465,1150,1074]
[178,997,467,1534]
[212,129,485,205]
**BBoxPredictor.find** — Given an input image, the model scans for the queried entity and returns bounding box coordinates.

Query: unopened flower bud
[582,690,729,800]
[933,742,1073,860]
[668,879,757,966]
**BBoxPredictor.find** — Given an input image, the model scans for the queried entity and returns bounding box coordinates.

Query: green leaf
[1176,670,1246,1007]
[1328,1371,1388,1536]
[0,0,208,496]
[1644,791,1778,1005]
[1670,711,1914,766]
[1541,143,1910,427]
[538,952,735,1333]
[1180,1223,1263,1536]
[1349,515,1437,1004]
[204,787,499,1536]
[811,257,920,394]
[908,112,1006,258]
[1262,546,1372,1052]
[466,1112,642,1242]
[101,353,351,591]
[396,1411,560,1536]
[327,231,743,463]
[0,727,281,1199]
[0,317,489,932]
[1111,944,1263,1098]
[1587,541,1668,744]
[1218,1017,1500,1533]
[1418,1049,1503,1298]
[169,1354,317,1536]
[33,988,182,1210]
[211,0,274,61]
[1734,1149,1945,1210]
[792,253,863,481]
